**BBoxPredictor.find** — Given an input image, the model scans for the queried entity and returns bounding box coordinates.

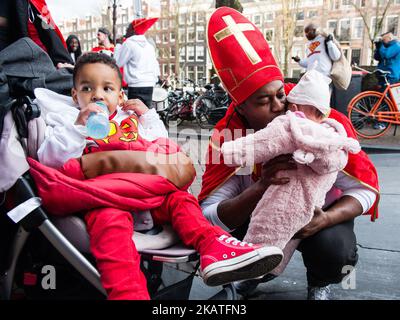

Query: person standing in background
[92,27,114,57]
[292,23,341,78]
[114,18,160,108]
[66,34,82,64]
[374,32,400,86]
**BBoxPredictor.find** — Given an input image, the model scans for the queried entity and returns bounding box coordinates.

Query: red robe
[198,84,380,221]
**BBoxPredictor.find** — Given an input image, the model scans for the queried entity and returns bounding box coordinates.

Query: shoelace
[218,235,253,247]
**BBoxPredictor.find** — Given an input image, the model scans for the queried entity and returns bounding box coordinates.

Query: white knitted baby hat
[287,69,332,116]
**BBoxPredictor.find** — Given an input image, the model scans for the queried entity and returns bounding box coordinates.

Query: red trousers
[85,190,227,300]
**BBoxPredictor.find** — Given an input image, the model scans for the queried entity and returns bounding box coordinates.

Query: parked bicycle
[192,82,230,129]
[164,79,200,127]
[348,67,400,139]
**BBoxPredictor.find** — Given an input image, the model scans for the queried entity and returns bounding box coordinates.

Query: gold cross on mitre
[214,15,262,65]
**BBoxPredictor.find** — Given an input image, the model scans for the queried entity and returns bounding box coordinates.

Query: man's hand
[121,99,149,116]
[294,207,331,239]
[256,154,297,191]
[374,40,383,49]
[75,102,105,126]
[292,56,301,63]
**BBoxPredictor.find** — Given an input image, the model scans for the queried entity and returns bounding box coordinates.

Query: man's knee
[301,225,358,268]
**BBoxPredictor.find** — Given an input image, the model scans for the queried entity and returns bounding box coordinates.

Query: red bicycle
[347,68,400,139]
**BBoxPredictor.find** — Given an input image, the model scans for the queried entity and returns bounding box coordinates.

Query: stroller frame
[0,97,237,300]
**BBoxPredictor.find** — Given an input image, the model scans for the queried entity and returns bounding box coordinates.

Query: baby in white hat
[221,69,361,273]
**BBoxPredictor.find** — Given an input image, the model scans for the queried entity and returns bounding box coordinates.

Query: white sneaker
[307,285,332,300]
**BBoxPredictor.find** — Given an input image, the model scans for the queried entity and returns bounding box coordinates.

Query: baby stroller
[0,41,237,301]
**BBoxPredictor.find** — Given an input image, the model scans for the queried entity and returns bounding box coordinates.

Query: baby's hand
[75,102,104,126]
[121,99,149,116]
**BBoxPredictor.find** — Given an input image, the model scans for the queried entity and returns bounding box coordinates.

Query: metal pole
[134,0,143,18]
[112,0,117,44]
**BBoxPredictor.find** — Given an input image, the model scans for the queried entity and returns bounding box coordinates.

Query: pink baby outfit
[221,111,361,249]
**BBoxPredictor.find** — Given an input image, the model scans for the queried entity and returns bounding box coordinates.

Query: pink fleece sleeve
[221,116,294,167]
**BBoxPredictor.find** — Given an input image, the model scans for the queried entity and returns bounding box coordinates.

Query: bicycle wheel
[348,91,393,139]
[165,103,184,127]
[194,97,213,129]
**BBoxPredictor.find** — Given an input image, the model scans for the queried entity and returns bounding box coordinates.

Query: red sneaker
[200,235,283,287]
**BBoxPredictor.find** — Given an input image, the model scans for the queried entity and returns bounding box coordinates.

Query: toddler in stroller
[1,52,284,300]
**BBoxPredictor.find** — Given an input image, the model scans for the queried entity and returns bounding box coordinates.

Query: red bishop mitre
[131,17,159,35]
[207,7,283,105]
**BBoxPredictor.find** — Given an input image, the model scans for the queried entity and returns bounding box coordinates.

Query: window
[179,29,185,43]
[170,64,176,75]
[170,47,176,58]
[162,33,169,43]
[187,46,195,61]
[296,11,305,21]
[170,32,176,42]
[187,13,194,25]
[387,16,399,36]
[180,47,186,59]
[351,49,361,65]
[352,18,364,39]
[265,29,274,42]
[339,19,351,41]
[294,25,304,38]
[197,27,205,41]
[254,15,262,26]
[187,66,195,81]
[265,12,274,22]
[196,46,205,61]
[197,66,205,84]
[197,12,205,23]
[341,0,351,6]
[163,64,168,76]
[308,10,318,18]
[327,20,338,37]
[162,19,169,29]
[187,29,196,42]
[371,17,383,37]
[197,66,205,82]
[179,14,185,25]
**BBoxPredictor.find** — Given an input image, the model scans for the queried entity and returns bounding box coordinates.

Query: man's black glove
[374,40,382,49]
[326,34,333,42]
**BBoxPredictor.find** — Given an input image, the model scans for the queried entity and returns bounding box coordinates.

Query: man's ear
[71,87,78,105]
